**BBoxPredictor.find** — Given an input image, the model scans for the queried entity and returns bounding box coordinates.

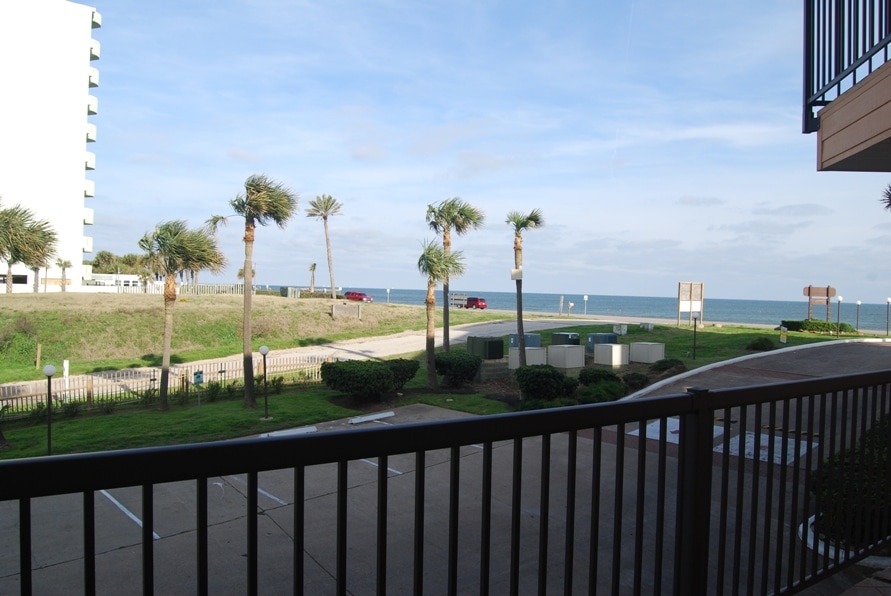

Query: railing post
[675,387,714,596]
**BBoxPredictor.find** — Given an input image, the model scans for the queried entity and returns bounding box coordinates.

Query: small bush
[650,358,685,373]
[810,416,890,548]
[578,367,621,386]
[175,390,189,406]
[434,351,482,387]
[320,360,394,401]
[622,372,650,392]
[29,402,46,422]
[61,400,81,419]
[270,376,285,394]
[386,359,420,391]
[205,381,223,402]
[515,365,575,401]
[746,337,775,351]
[225,381,241,399]
[141,387,157,406]
[98,398,116,414]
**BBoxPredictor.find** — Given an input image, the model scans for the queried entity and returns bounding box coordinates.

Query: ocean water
[283,286,891,334]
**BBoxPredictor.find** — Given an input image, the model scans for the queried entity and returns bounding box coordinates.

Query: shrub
[386,359,420,391]
[781,320,856,334]
[29,402,46,422]
[622,372,650,392]
[650,358,685,374]
[270,376,285,394]
[576,381,626,404]
[141,387,157,406]
[98,398,116,414]
[578,367,621,386]
[746,337,775,351]
[225,380,241,399]
[320,360,394,401]
[514,365,575,401]
[810,416,890,548]
[204,381,223,402]
[434,351,482,387]
[61,400,81,419]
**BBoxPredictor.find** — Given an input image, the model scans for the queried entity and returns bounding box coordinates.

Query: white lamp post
[386,288,390,304]
[43,364,56,455]
[583,295,588,315]
[259,346,271,420]
[856,300,861,331]
[836,296,843,337]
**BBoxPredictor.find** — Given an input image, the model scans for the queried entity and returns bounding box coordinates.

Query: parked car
[465,297,487,309]
[344,291,373,302]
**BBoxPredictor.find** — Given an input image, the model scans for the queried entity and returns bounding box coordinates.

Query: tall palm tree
[25,221,58,293]
[139,220,226,410]
[208,174,297,408]
[426,198,485,351]
[55,258,72,292]
[506,209,544,368]
[306,194,343,300]
[417,239,465,389]
[308,263,316,293]
[0,205,54,294]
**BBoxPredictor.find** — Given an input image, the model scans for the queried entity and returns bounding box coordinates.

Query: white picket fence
[0,353,327,420]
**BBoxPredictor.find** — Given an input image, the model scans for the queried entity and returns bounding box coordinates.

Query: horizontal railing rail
[1,370,889,594]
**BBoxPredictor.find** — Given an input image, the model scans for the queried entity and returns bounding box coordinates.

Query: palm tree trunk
[324,219,336,299]
[442,279,450,351]
[425,282,438,389]
[32,267,39,293]
[516,279,526,368]
[6,264,13,293]
[159,274,177,411]
[60,267,67,292]
[242,223,256,408]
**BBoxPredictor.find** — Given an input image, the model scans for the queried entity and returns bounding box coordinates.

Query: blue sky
[88,0,891,302]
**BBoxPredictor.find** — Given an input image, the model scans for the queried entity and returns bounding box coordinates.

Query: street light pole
[887,298,890,336]
[43,364,56,455]
[584,295,588,315]
[856,300,861,331]
[836,296,843,338]
[692,314,698,360]
[259,346,270,420]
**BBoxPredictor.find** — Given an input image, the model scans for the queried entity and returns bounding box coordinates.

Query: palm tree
[306,194,343,300]
[308,263,316,293]
[0,204,54,294]
[208,174,297,408]
[25,221,58,293]
[417,239,465,389]
[506,209,544,368]
[55,258,72,292]
[139,220,225,410]
[426,198,485,350]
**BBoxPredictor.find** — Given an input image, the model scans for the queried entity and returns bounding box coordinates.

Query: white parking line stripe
[359,458,403,475]
[100,489,160,540]
[227,475,288,506]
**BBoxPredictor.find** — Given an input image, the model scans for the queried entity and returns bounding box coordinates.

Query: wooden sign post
[803,285,836,321]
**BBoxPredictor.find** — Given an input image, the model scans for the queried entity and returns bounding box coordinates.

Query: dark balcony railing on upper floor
[0,370,889,595]
[803,0,891,132]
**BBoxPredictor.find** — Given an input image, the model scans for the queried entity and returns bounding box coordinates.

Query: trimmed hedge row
[781,319,856,333]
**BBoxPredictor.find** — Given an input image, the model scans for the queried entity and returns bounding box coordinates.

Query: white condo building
[0,0,101,292]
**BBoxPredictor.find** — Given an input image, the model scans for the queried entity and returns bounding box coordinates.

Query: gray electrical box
[551,332,580,346]
[508,333,541,348]
[586,333,618,352]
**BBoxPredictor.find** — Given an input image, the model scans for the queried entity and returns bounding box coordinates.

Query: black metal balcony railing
[803,0,891,132]
[1,370,889,595]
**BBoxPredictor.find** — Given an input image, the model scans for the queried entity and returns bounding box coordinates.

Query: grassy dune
[0,293,507,383]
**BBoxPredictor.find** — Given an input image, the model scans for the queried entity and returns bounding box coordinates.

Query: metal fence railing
[1,370,889,595]
[0,353,326,419]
